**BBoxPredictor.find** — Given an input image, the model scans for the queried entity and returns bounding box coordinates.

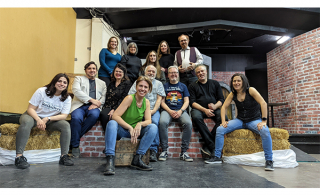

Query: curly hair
[110,63,130,82]
[230,73,250,95]
[44,73,70,102]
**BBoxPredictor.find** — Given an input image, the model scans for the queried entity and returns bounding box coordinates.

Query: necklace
[136,101,142,107]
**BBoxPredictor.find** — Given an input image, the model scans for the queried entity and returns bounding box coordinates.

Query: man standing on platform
[70,61,107,157]
[158,66,193,162]
[188,65,227,160]
[174,34,203,87]
[128,65,166,162]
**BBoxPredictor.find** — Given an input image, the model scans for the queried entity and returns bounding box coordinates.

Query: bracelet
[180,109,185,112]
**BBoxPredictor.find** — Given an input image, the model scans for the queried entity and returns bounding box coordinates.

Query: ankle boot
[104,155,115,175]
[131,154,153,171]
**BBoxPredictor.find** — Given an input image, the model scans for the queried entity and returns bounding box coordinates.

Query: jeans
[70,104,100,148]
[16,112,71,155]
[191,108,225,151]
[150,110,160,152]
[99,107,113,131]
[214,118,273,161]
[159,110,192,153]
[104,120,157,156]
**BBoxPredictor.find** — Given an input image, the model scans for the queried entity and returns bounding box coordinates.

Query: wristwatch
[180,109,185,112]
[262,117,267,121]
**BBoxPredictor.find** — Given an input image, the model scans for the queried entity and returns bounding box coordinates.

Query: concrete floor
[0,155,319,188]
[241,154,320,188]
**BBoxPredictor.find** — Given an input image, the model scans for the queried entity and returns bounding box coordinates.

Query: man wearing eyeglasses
[174,34,203,87]
[158,66,193,162]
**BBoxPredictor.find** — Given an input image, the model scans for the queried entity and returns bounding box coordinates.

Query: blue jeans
[150,110,160,152]
[70,104,100,148]
[104,120,157,156]
[214,118,273,161]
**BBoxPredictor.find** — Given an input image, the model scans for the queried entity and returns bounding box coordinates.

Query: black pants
[191,108,227,151]
[98,76,111,87]
[99,107,113,131]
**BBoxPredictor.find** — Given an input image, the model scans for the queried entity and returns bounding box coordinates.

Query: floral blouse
[103,79,132,110]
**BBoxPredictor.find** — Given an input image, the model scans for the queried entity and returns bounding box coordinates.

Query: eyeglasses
[168,72,179,74]
[179,39,188,43]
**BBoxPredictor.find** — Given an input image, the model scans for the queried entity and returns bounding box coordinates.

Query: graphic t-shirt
[163,82,190,110]
[29,87,72,118]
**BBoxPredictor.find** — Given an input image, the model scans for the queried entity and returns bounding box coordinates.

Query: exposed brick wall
[267,27,320,134]
[79,119,216,158]
[212,71,245,85]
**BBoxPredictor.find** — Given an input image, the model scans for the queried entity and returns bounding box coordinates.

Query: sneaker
[59,154,74,166]
[180,152,193,162]
[149,150,158,162]
[15,156,30,169]
[205,156,222,164]
[158,151,168,161]
[201,146,211,160]
[265,160,274,171]
[72,147,80,158]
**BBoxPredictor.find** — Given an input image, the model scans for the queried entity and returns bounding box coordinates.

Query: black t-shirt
[188,79,225,109]
[159,54,174,72]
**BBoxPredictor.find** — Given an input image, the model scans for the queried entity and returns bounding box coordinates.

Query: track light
[277,36,290,44]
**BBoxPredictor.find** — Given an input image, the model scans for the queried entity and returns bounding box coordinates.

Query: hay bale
[222,128,290,156]
[0,123,61,151]
[0,123,20,135]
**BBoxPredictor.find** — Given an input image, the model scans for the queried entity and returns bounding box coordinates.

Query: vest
[176,47,197,77]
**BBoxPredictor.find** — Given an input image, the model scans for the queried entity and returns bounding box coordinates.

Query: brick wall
[212,71,245,86]
[267,27,320,134]
[79,119,216,158]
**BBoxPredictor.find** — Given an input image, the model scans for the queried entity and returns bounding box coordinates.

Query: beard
[147,74,155,80]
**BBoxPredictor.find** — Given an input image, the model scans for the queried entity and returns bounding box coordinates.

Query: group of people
[14,34,274,175]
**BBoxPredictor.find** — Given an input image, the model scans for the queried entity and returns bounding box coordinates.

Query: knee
[260,127,271,137]
[147,124,158,135]
[89,109,100,119]
[216,126,226,136]
[56,120,71,131]
[191,111,202,121]
[71,112,83,122]
[106,120,117,132]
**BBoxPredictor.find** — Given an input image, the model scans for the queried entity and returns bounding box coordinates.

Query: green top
[121,94,146,128]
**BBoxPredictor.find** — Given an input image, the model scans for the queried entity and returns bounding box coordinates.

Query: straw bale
[0,123,20,135]
[222,128,290,156]
[0,132,61,151]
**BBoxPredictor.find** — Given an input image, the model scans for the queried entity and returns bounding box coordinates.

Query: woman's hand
[108,109,115,120]
[220,121,229,128]
[161,67,165,72]
[257,121,267,131]
[37,119,47,131]
[130,123,142,144]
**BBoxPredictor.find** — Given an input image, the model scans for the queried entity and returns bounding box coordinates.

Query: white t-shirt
[29,87,72,118]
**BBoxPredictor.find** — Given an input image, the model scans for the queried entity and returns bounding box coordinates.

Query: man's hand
[208,103,217,111]
[90,99,101,107]
[178,65,186,73]
[174,110,183,119]
[169,110,178,118]
[88,104,99,110]
[204,108,215,117]
[187,63,196,71]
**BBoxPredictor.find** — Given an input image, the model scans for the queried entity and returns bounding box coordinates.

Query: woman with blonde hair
[99,36,122,86]
[140,50,166,84]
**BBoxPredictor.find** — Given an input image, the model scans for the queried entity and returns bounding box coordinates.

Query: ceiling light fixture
[277,36,290,44]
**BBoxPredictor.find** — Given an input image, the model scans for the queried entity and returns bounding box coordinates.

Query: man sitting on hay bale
[15,73,74,169]
[207,73,274,171]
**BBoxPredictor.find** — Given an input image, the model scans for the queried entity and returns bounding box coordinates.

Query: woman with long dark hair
[103,76,157,175]
[120,42,142,84]
[157,40,174,82]
[15,73,73,169]
[140,50,166,84]
[98,36,122,86]
[99,63,132,131]
[206,73,274,171]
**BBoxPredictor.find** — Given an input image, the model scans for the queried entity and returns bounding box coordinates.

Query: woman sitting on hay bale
[15,73,74,169]
[206,73,274,171]
[103,76,157,175]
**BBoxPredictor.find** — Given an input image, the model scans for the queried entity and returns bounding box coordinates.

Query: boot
[103,155,115,175]
[149,150,158,162]
[131,154,153,171]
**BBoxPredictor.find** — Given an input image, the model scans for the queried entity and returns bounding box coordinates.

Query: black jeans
[191,108,227,151]
[179,73,198,88]
[99,107,113,131]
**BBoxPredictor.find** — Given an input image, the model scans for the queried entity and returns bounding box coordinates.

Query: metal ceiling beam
[104,8,156,13]
[118,19,306,37]
[285,8,320,14]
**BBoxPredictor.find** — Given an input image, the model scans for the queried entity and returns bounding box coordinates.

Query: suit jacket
[70,75,107,113]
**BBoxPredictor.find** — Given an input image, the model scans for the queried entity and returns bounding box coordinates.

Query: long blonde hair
[107,36,119,52]
[157,40,171,60]
[141,50,161,79]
